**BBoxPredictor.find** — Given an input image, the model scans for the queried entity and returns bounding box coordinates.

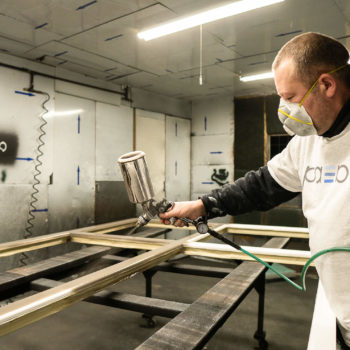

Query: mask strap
[299,80,318,107]
[278,108,313,125]
[298,63,349,107]
[328,63,348,74]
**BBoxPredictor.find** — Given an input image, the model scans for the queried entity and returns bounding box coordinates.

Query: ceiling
[0,0,349,100]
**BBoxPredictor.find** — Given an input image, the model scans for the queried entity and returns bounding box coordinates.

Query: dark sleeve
[200,166,299,218]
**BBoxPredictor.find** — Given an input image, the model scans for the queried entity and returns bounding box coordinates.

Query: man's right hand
[158,199,206,227]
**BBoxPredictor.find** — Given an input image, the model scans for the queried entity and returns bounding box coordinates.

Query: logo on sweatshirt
[303,165,349,184]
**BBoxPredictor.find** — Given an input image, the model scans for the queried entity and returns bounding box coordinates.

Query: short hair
[273,32,350,88]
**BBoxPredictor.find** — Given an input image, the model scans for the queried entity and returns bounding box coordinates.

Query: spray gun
[118,151,174,234]
[118,150,211,235]
[118,150,221,236]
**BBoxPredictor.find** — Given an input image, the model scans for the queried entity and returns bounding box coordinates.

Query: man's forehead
[274,59,304,96]
[274,59,297,82]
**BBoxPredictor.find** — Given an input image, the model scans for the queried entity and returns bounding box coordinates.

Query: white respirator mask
[278,99,317,136]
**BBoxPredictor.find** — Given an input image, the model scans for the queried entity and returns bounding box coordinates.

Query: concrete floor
[1,256,318,350]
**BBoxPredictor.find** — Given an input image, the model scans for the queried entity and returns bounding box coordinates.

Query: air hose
[206,226,350,291]
[20,90,50,266]
[25,91,50,235]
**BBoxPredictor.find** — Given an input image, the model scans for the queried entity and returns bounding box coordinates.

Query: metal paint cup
[118,151,154,204]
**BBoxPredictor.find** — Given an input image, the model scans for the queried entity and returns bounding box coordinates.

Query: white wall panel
[0,185,38,242]
[192,96,234,136]
[0,67,51,185]
[192,134,233,166]
[49,93,95,232]
[55,80,121,106]
[0,184,33,270]
[0,184,49,269]
[0,69,53,254]
[191,96,234,202]
[135,109,165,200]
[131,87,192,119]
[165,116,190,201]
[96,102,133,181]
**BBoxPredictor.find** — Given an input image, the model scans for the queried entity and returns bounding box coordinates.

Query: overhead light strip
[138,0,284,41]
[241,60,350,82]
[240,72,274,82]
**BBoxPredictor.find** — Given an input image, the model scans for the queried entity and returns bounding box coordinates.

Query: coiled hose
[20,91,50,266]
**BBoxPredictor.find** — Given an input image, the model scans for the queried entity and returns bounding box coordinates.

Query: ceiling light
[138,0,284,41]
[240,71,274,82]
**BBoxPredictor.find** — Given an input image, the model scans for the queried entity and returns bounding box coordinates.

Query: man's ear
[319,74,337,98]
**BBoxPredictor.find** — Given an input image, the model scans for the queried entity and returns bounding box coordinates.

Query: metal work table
[0,219,309,348]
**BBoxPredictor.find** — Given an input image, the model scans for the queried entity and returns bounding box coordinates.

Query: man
[159,32,350,349]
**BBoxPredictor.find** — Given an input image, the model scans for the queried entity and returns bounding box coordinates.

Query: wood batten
[77,218,138,234]
[0,233,199,337]
[70,232,171,250]
[183,242,312,266]
[221,223,309,239]
[0,232,70,258]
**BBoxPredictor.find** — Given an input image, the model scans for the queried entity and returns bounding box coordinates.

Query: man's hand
[159,199,206,227]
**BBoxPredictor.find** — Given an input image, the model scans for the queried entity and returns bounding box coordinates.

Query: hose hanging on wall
[20,90,50,266]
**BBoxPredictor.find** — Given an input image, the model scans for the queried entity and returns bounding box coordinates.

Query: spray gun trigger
[168,216,189,226]
[169,217,177,225]
[181,217,192,226]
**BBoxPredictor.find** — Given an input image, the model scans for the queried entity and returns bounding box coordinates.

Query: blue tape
[15,90,35,97]
[16,157,34,161]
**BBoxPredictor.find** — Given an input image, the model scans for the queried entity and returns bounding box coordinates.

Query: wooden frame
[0,218,310,337]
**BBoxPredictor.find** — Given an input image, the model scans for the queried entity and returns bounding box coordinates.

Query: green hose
[239,245,350,291]
[205,226,350,291]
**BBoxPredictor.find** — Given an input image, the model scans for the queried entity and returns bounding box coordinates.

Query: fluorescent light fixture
[240,71,274,82]
[138,0,284,41]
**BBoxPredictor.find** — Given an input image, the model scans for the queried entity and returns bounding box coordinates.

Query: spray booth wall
[189,94,305,228]
[191,96,234,224]
[0,65,191,270]
[234,95,306,228]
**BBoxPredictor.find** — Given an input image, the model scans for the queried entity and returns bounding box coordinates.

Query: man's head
[273,32,350,135]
